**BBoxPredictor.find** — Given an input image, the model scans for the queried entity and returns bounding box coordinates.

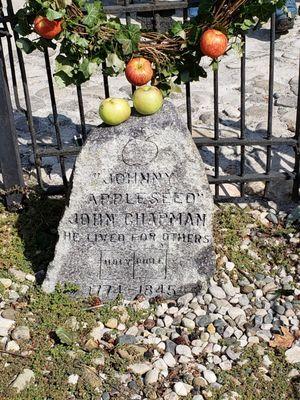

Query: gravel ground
[0,201,299,399]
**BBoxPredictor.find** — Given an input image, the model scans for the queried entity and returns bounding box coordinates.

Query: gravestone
[43,102,215,299]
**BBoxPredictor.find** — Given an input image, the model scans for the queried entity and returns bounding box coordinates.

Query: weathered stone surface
[43,102,215,299]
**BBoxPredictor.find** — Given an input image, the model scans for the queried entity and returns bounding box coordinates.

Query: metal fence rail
[0,0,299,204]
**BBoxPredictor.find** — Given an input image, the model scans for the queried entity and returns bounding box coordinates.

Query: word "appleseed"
[88,192,202,206]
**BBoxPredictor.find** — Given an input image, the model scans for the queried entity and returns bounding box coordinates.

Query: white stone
[164,315,173,328]
[68,374,79,385]
[220,360,232,371]
[129,363,152,375]
[156,303,168,317]
[209,285,226,299]
[176,345,192,357]
[0,317,15,337]
[90,324,106,341]
[11,369,35,393]
[153,358,168,371]
[163,352,177,368]
[0,278,12,289]
[182,318,195,329]
[285,346,300,364]
[144,368,159,385]
[222,282,240,297]
[254,289,263,298]
[177,293,193,306]
[6,340,20,353]
[192,346,203,356]
[164,391,179,400]
[223,326,235,338]
[11,326,30,341]
[174,382,192,396]
[25,274,36,283]
[203,370,217,384]
[228,307,246,320]
[225,262,235,272]
[126,326,139,336]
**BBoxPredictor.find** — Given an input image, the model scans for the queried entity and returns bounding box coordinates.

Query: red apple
[34,16,63,40]
[200,29,228,59]
[125,57,154,86]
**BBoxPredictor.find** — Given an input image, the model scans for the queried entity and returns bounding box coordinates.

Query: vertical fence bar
[183,7,192,133]
[0,57,24,207]
[6,0,44,189]
[76,85,87,142]
[264,13,275,196]
[0,7,21,110]
[102,62,110,99]
[44,47,68,188]
[214,67,220,198]
[292,57,300,200]
[240,35,246,197]
[124,0,136,94]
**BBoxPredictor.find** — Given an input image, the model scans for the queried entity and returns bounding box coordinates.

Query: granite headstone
[43,102,215,299]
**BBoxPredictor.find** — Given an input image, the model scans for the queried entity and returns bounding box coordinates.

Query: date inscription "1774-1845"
[43,102,216,299]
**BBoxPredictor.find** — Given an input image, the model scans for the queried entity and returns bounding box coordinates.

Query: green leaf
[82,2,104,28]
[55,55,74,77]
[55,327,75,345]
[116,24,141,55]
[170,21,185,39]
[79,59,98,79]
[106,53,125,73]
[46,8,64,21]
[16,38,36,54]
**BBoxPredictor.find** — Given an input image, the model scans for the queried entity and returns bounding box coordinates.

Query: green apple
[99,98,131,125]
[133,86,163,116]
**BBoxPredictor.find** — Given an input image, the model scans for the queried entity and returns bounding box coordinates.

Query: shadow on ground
[16,194,65,275]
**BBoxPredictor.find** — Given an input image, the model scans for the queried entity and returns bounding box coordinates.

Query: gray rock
[11,326,30,341]
[177,293,193,306]
[165,340,176,355]
[209,285,226,299]
[266,213,278,224]
[273,304,285,315]
[117,335,137,345]
[226,347,241,361]
[195,315,212,328]
[1,308,16,321]
[238,295,249,307]
[43,102,215,299]
[275,96,297,108]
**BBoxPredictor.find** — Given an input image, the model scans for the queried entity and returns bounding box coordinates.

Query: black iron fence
[0,0,299,206]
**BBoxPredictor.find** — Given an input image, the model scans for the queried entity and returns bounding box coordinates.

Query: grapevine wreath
[15,0,285,97]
